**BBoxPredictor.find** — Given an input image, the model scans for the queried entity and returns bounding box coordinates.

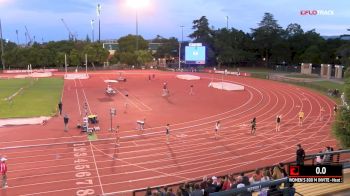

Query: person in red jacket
[0,157,8,189]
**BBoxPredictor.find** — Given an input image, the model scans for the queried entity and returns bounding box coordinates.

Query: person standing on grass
[165,124,170,144]
[251,117,256,135]
[58,101,63,115]
[319,107,325,121]
[333,104,338,116]
[298,110,304,126]
[276,115,281,132]
[0,157,8,189]
[214,121,220,139]
[296,144,305,165]
[63,114,69,131]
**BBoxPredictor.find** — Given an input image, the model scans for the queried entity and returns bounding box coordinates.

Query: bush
[332,107,350,148]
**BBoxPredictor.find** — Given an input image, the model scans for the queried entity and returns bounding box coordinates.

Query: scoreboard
[288,165,343,183]
[185,43,206,65]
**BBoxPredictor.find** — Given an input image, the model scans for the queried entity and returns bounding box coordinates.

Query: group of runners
[111,103,338,145]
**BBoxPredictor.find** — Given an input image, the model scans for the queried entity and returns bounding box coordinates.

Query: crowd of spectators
[143,145,342,196]
[327,89,340,97]
[315,146,335,165]
[145,164,295,196]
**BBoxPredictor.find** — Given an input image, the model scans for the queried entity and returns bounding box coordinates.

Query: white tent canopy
[104,80,119,83]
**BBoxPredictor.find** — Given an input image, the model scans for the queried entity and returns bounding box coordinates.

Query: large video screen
[185,46,206,64]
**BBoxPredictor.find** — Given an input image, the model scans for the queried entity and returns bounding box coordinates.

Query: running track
[0,71,339,196]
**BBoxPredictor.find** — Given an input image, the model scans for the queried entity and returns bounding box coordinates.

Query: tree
[83,43,109,68]
[333,67,350,148]
[69,49,81,67]
[189,16,216,65]
[189,16,213,43]
[300,45,321,64]
[251,13,284,65]
[153,36,178,58]
[118,34,148,52]
[286,23,304,37]
[213,28,255,66]
[136,50,153,65]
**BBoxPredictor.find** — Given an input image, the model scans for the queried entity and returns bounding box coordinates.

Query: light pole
[0,19,5,70]
[225,16,229,29]
[16,29,19,45]
[178,25,184,71]
[136,11,139,51]
[90,19,95,42]
[109,107,116,132]
[97,4,101,42]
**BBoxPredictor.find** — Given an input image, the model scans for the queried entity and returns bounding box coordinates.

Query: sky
[0,0,349,44]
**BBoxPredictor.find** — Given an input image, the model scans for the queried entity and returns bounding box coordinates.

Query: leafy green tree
[190,16,216,65]
[153,36,178,58]
[300,45,321,64]
[118,34,148,52]
[251,13,284,65]
[69,49,81,67]
[136,50,153,65]
[333,67,350,148]
[118,52,137,65]
[83,43,109,68]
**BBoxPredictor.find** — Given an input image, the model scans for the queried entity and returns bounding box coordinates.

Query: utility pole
[0,19,5,70]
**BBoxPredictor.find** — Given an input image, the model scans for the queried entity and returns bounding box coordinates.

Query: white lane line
[89,141,104,195]
[74,79,82,116]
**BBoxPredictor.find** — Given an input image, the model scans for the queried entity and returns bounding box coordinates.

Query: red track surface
[0,70,338,196]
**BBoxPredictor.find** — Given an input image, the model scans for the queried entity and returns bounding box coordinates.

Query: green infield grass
[0,78,64,118]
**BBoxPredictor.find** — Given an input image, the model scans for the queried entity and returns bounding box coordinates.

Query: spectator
[236,176,245,188]
[145,187,152,196]
[272,166,283,180]
[296,144,305,165]
[200,176,208,191]
[323,146,332,164]
[191,184,203,196]
[0,157,8,189]
[221,176,231,191]
[167,188,175,196]
[204,178,216,196]
[176,189,182,196]
[179,183,189,196]
[158,187,168,196]
[278,163,288,177]
[315,151,323,165]
[240,172,250,186]
[261,169,271,182]
[230,177,238,189]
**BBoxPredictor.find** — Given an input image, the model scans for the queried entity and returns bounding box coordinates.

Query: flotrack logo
[300,10,335,16]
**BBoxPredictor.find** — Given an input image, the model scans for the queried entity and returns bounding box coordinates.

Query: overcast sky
[0,0,349,43]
